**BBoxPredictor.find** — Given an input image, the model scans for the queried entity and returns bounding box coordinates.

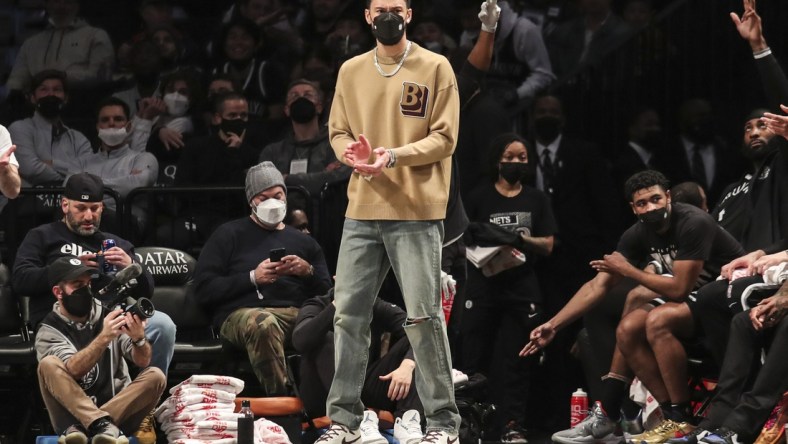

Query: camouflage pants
[220,306,299,396]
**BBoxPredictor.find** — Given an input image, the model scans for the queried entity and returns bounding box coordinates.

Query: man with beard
[522,170,744,444]
[35,257,165,444]
[711,109,781,248]
[8,70,93,186]
[315,0,461,443]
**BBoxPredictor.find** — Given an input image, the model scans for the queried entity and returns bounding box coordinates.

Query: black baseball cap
[64,173,104,202]
[47,256,96,287]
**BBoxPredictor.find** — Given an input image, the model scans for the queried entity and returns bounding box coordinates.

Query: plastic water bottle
[238,399,254,444]
[570,388,589,427]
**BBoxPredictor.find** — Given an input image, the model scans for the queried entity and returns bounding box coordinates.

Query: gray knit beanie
[245,161,286,202]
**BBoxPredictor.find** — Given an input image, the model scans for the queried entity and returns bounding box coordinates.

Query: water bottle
[570,388,589,427]
[238,399,254,444]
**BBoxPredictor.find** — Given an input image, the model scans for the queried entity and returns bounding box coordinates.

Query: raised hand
[730,0,767,51]
[479,0,501,33]
[763,105,788,140]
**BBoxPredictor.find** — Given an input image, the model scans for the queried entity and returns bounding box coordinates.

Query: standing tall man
[316,1,461,444]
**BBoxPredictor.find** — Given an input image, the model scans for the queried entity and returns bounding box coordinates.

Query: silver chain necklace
[374,40,412,77]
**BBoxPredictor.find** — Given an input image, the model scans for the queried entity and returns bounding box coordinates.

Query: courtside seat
[0,265,35,363]
[0,265,49,441]
[134,246,224,383]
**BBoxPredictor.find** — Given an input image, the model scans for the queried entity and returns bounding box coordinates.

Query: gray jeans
[327,219,460,433]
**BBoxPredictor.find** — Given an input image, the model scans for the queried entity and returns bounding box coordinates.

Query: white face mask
[97,127,128,147]
[163,92,190,117]
[254,198,286,227]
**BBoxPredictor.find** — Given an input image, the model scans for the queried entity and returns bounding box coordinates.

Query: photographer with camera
[35,256,166,444]
[193,161,331,396]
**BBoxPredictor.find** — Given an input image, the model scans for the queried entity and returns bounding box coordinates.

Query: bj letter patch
[400,82,429,118]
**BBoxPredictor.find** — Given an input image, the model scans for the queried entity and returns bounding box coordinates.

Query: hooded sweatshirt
[7,18,114,91]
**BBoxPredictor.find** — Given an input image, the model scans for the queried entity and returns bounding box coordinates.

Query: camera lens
[137,298,155,317]
[125,297,155,319]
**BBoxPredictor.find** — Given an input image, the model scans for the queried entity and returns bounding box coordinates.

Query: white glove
[479,0,501,33]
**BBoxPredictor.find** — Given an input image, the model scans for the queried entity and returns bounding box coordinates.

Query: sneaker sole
[393,435,423,444]
[361,437,389,444]
[92,436,129,444]
[58,433,88,444]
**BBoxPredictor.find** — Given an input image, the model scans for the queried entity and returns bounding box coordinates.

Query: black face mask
[372,12,406,46]
[534,116,562,143]
[638,207,668,231]
[499,162,531,185]
[61,286,94,318]
[289,97,317,124]
[36,95,64,119]
[221,118,247,137]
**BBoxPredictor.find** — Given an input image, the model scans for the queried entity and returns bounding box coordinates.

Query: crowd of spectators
[1,0,788,443]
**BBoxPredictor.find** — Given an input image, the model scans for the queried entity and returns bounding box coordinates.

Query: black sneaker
[88,417,130,444]
[700,428,742,444]
[57,424,88,444]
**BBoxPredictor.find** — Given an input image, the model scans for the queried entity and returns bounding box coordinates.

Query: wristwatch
[132,337,148,347]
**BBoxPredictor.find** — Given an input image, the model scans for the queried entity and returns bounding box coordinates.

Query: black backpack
[455,373,496,444]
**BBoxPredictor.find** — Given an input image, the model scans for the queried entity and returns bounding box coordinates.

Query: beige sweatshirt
[329,42,460,221]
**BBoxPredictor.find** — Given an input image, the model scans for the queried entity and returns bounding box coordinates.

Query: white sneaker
[451,369,469,386]
[360,411,388,444]
[316,423,362,444]
[394,410,424,444]
[420,430,459,444]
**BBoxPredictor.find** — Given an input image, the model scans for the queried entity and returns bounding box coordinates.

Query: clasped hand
[750,296,787,331]
[344,134,390,177]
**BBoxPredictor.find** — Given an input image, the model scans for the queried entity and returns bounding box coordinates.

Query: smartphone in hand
[269,248,286,263]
